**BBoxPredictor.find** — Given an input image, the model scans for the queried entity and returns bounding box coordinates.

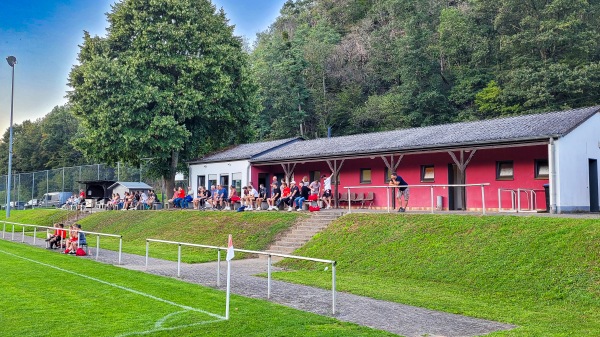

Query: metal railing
[344,184,491,215]
[1,221,123,264]
[498,188,539,213]
[145,238,337,314]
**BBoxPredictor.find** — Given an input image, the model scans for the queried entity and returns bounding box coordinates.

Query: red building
[190,106,600,213]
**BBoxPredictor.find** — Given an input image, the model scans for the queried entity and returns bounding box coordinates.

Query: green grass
[2,208,73,226]
[75,210,306,263]
[0,239,393,337]
[273,214,600,336]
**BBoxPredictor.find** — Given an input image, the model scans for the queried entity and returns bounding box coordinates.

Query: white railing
[145,238,337,314]
[1,221,123,264]
[343,184,490,215]
[498,188,539,213]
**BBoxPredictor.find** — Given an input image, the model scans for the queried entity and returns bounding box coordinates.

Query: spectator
[173,187,185,208]
[247,183,259,211]
[193,186,203,209]
[217,185,229,210]
[183,186,194,208]
[139,190,149,209]
[255,183,267,211]
[321,173,333,209]
[295,181,310,211]
[267,183,280,211]
[227,185,239,210]
[48,223,66,249]
[276,182,291,211]
[389,173,409,212]
[287,181,299,212]
[167,188,178,208]
[207,185,218,209]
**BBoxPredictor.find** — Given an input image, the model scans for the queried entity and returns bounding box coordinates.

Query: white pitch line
[0,248,226,320]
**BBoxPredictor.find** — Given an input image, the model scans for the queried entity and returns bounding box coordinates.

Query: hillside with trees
[251,0,600,139]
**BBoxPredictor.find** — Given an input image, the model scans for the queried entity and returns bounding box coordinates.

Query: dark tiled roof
[252,106,599,162]
[189,137,301,163]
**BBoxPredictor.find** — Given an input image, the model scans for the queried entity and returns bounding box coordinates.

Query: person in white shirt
[321,173,333,209]
[248,183,259,210]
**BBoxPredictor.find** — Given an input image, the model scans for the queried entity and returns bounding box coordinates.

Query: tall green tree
[68,0,259,193]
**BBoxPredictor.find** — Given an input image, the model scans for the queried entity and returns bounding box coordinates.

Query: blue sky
[0,0,285,134]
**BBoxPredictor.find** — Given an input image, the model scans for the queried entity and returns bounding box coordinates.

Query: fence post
[62,168,65,192]
[92,235,98,260]
[347,187,351,214]
[217,249,221,287]
[118,237,123,265]
[145,240,149,267]
[46,170,49,196]
[481,185,486,215]
[33,227,37,245]
[177,244,182,278]
[21,226,25,243]
[332,261,337,315]
[267,254,272,299]
[430,185,434,214]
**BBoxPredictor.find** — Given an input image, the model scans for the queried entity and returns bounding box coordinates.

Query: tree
[68,0,260,194]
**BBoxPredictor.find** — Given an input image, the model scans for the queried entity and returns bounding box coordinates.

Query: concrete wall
[554,113,600,212]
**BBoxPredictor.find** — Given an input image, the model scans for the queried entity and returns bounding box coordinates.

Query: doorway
[590,159,599,212]
[448,164,466,210]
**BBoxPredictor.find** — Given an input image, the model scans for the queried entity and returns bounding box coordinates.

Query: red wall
[250,144,549,211]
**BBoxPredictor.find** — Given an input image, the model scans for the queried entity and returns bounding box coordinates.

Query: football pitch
[0,239,393,337]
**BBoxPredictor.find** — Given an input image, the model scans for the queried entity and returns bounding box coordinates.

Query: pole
[6,58,16,218]
[225,259,232,319]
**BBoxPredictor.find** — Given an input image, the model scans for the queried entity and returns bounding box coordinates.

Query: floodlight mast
[6,56,16,218]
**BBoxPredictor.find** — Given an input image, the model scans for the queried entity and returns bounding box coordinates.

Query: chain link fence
[0,163,165,205]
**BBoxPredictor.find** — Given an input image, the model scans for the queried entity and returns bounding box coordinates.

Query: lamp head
[6,56,16,67]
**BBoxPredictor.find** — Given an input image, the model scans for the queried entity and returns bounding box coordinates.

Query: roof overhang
[250,137,552,166]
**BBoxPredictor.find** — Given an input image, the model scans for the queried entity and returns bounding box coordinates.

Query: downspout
[548,138,557,214]
[246,162,252,186]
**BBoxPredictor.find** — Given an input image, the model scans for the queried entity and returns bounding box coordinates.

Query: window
[197,175,206,189]
[232,172,242,194]
[534,159,549,179]
[360,168,372,184]
[496,161,514,180]
[220,174,229,187]
[384,167,392,183]
[208,174,217,189]
[310,171,321,183]
[421,165,435,182]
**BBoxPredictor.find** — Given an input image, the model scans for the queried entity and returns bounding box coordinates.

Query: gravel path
[5,234,515,337]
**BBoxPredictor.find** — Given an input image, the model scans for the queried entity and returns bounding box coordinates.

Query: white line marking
[0,248,226,321]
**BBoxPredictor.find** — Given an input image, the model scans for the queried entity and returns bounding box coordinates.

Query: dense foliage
[67,0,260,192]
[0,105,85,174]
[252,0,600,139]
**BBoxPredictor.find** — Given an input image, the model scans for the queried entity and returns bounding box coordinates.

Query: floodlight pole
[6,56,16,218]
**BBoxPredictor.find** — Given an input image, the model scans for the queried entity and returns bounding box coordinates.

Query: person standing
[321,173,333,209]
[389,173,409,212]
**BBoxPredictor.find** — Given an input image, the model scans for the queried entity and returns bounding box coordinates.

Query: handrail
[344,183,490,214]
[1,221,123,264]
[146,238,337,314]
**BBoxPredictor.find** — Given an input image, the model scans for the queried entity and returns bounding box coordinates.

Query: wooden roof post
[326,159,345,208]
[280,163,297,185]
[447,150,477,184]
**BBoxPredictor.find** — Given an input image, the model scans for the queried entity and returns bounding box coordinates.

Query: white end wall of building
[554,113,600,212]
[188,160,250,197]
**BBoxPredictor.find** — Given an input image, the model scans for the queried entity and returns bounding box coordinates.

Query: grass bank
[1,208,72,226]
[275,214,600,336]
[76,210,306,262]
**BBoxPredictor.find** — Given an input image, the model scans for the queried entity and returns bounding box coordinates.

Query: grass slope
[76,210,306,263]
[275,214,600,336]
[2,209,73,226]
[0,239,393,337]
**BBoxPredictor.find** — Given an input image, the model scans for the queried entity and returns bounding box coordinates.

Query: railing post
[332,261,337,315]
[145,240,149,267]
[95,235,100,260]
[11,224,15,241]
[21,226,25,243]
[481,185,486,215]
[3,222,6,239]
[347,188,351,213]
[387,186,390,213]
[268,255,272,298]
[430,185,434,214]
[177,244,182,278]
[118,237,123,265]
[33,227,37,245]
[217,249,221,287]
